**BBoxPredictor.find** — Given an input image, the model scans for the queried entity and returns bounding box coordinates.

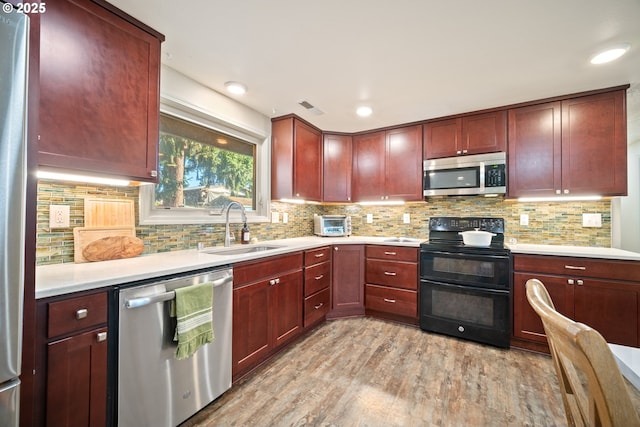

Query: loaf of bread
[82,236,144,262]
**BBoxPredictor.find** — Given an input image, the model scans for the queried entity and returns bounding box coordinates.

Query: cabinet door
[232,280,270,377]
[46,327,108,427]
[385,125,423,201]
[271,118,294,200]
[561,90,627,196]
[512,273,573,343]
[507,102,562,197]
[329,245,365,318]
[574,279,638,346]
[38,0,161,182]
[271,270,303,348]
[352,131,386,201]
[462,111,506,155]
[424,118,460,159]
[323,134,352,202]
[293,120,322,201]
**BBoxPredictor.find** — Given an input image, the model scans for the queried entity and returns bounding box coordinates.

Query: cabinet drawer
[365,284,417,318]
[304,261,331,296]
[234,252,303,286]
[48,292,108,338]
[304,246,331,266]
[513,254,640,282]
[366,245,417,262]
[366,259,418,290]
[304,288,330,327]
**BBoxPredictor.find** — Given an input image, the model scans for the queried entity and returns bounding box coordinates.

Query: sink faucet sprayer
[223,201,247,246]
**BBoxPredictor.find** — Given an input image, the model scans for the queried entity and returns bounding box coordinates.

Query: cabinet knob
[556,189,561,195]
[458,325,465,332]
[150,170,158,178]
[456,150,462,155]
[577,280,584,286]
[76,308,88,320]
[334,247,339,251]
[568,279,575,285]
[462,149,468,154]
[96,332,107,342]
[347,197,351,201]
[564,189,570,194]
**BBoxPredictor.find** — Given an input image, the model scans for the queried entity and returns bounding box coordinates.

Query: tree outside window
[156,114,255,211]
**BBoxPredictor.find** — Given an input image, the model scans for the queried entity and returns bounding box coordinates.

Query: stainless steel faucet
[223,201,247,246]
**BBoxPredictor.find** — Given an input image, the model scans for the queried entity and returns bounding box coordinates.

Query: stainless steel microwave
[314,215,351,237]
[423,152,506,196]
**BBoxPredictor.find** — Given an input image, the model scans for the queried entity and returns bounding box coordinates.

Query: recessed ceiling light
[356,106,373,117]
[224,81,247,95]
[590,44,630,64]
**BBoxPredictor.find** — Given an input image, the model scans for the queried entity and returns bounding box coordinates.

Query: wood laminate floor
[179,317,634,427]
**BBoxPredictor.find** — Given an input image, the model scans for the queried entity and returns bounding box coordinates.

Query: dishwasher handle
[124,273,232,309]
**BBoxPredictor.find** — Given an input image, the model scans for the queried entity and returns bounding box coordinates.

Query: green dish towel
[171,282,214,360]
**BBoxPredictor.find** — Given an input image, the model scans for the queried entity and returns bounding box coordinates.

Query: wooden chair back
[525,278,640,427]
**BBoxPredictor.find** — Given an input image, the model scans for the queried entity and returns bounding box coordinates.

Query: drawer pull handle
[96,332,107,342]
[384,271,397,276]
[314,253,325,258]
[564,265,586,270]
[314,302,324,310]
[76,309,88,320]
[384,251,397,256]
[383,298,396,303]
[577,280,584,286]
[269,278,280,285]
[315,274,324,280]
[568,279,574,285]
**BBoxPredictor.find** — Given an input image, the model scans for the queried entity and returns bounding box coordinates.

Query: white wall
[159,65,271,141]
[618,140,640,251]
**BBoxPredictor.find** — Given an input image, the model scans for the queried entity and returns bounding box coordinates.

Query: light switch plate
[271,212,280,223]
[583,213,602,227]
[282,212,289,223]
[366,213,373,224]
[50,205,70,229]
[403,213,410,224]
[520,214,529,226]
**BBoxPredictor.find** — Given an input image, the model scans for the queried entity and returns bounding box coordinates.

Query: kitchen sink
[383,237,420,243]
[201,245,283,256]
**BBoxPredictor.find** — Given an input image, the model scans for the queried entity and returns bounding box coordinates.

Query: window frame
[139,97,271,225]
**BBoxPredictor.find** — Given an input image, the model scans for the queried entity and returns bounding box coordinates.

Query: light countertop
[507,243,640,261]
[36,236,421,299]
[36,237,640,299]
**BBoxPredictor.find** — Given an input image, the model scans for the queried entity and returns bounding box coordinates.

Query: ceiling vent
[298,100,324,115]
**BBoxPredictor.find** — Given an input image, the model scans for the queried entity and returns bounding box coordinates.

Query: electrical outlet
[282,212,289,223]
[366,213,373,224]
[49,205,70,229]
[403,213,410,224]
[583,213,602,227]
[271,212,280,223]
[520,214,529,226]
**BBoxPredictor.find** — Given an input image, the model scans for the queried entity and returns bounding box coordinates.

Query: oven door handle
[420,278,510,295]
[421,250,509,262]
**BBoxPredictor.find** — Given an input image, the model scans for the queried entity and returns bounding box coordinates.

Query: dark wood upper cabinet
[322,134,352,202]
[37,0,163,182]
[352,125,422,202]
[508,89,627,198]
[271,116,322,201]
[424,111,506,159]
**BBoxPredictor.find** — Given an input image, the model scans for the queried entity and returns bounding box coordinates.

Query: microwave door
[424,166,480,196]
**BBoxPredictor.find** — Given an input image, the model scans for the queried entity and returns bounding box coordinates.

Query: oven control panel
[429,217,504,233]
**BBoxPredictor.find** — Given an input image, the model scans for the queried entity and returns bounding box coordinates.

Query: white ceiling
[108,0,640,140]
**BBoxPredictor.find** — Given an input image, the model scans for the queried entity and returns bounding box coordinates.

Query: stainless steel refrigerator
[0,5,28,427]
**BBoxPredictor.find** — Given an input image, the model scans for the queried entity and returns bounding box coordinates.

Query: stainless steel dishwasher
[116,266,233,427]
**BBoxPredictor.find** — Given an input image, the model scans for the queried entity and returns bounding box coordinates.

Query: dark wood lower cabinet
[232,253,303,381]
[328,245,365,318]
[46,327,108,427]
[512,254,640,350]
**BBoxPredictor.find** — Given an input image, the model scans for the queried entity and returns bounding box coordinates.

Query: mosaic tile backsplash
[37,180,612,265]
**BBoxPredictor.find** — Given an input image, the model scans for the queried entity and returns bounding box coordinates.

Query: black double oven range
[419,217,512,348]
